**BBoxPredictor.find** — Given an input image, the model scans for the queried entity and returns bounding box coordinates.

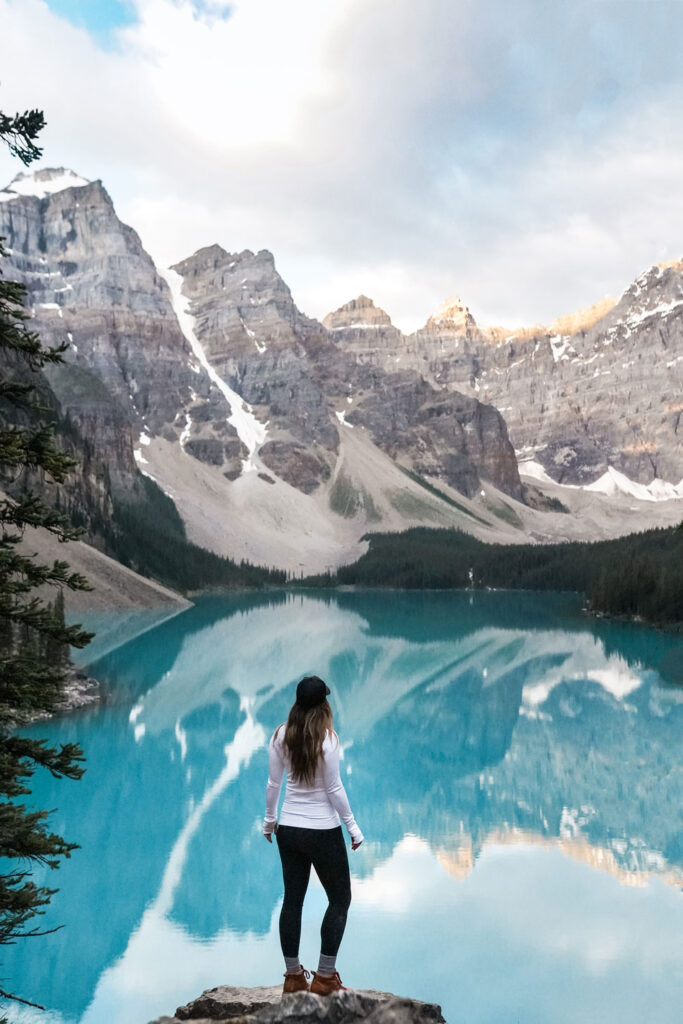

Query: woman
[263,675,364,996]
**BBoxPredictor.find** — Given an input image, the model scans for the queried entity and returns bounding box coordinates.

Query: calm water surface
[9,591,683,1024]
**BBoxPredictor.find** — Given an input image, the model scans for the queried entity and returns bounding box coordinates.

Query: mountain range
[1,167,681,578]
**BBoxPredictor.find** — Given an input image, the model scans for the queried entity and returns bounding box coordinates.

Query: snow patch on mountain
[519,460,683,502]
[0,167,90,202]
[238,314,266,352]
[549,335,575,362]
[160,267,267,472]
[584,466,683,502]
[518,460,557,485]
[625,298,683,328]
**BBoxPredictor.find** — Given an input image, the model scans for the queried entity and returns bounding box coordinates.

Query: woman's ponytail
[283,699,333,784]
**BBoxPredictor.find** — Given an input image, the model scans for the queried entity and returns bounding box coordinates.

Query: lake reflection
[10,591,683,1024]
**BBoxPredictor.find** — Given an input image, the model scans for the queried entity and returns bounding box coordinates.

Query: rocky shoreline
[148,985,446,1024]
[28,665,101,722]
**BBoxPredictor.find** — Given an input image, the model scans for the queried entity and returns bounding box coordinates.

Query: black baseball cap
[296,675,331,710]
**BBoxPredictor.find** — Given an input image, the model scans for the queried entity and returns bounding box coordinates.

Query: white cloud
[1,0,683,331]
[447,101,683,327]
[122,0,347,149]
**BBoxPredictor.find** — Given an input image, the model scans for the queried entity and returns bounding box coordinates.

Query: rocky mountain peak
[0,166,91,201]
[170,240,315,370]
[546,296,616,337]
[173,245,284,296]
[425,295,477,332]
[587,258,683,359]
[616,259,683,313]
[0,170,197,437]
[657,257,683,273]
[323,294,393,331]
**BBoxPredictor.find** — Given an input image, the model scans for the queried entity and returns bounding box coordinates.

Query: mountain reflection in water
[10,591,683,1024]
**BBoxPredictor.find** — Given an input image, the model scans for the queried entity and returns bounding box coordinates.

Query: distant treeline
[302,523,683,626]
[72,475,287,593]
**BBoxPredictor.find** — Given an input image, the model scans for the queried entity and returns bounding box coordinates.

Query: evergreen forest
[74,474,287,593]
[302,523,683,627]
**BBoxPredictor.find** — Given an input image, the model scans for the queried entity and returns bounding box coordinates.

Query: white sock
[317,953,336,975]
[285,957,302,974]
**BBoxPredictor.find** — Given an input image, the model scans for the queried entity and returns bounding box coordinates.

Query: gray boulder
[148,984,446,1024]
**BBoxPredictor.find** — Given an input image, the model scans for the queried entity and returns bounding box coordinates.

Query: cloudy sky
[1,0,683,331]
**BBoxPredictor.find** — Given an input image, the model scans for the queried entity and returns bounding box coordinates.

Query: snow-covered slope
[159,267,268,473]
[583,466,683,502]
[0,167,90,201]
[520,460,683,502]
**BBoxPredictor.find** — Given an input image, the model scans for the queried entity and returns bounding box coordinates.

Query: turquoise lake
[8,590,683,1024]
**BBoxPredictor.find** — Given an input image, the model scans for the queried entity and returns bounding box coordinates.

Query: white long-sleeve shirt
[263,727,364,844]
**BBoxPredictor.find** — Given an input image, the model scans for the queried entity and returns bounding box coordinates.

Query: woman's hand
[264,832,273,843]
[351,839,363,850]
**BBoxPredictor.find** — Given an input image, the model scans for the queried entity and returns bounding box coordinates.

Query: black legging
[276,825,352,958]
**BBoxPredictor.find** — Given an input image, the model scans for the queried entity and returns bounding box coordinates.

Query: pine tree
[0,109,92,1017]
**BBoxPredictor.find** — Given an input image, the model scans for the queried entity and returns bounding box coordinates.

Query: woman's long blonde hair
[278,699,333,784]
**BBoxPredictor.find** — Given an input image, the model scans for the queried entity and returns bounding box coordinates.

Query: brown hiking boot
[282,967,310,994]
[310,971,347,996]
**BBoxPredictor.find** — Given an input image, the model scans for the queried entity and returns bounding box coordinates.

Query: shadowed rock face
[347,373,521,499]
[325,265,683,487]
[0,348,129,533]
[148,984,447,1024]
[45,361,138,515]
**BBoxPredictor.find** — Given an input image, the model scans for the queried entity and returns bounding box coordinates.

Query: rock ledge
[148,984,446,1024]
